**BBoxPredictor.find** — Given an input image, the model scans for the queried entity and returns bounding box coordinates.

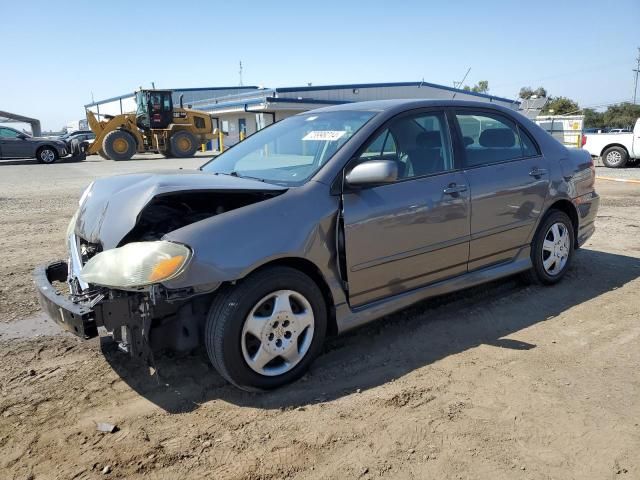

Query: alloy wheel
[606,150,622,166]
[241,289,315,377]
[541,222,571,276]
[40,149,55,163]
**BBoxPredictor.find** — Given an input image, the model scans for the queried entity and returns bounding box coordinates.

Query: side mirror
[345,160,399,187]
[17,133,28,140]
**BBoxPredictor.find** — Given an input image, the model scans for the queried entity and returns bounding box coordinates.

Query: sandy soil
[0,157,639,479]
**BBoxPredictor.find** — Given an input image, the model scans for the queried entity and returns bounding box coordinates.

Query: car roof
[303,98,518,115]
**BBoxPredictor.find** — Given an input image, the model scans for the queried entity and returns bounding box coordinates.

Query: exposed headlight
[79,241,191,289]
[79,181,94,206]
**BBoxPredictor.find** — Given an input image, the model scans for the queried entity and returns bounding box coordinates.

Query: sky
[1,0,639,131]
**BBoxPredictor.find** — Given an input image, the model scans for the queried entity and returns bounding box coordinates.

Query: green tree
[533,87,547,97]
[519,87,533,99]
[541,96,580,115]
[463,80,489,93]
[601,103,640,129]
[582,108,605,129]
[519,86,547,100]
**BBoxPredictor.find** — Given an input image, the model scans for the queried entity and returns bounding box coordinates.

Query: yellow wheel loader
[86,89,215,161]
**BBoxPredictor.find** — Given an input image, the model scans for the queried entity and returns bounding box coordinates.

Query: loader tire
[103,130,136,161]
[170,131,198,158]
[161,147,174,158]
[97,149,111,160]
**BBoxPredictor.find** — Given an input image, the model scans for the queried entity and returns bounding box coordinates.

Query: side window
[456,112,524,167]
[355,111,453,180]
[358,129,398,161]
[0,128,19,138]
[519,126,539,157]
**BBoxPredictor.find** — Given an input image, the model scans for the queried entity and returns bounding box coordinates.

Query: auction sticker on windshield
[302,131,347,141]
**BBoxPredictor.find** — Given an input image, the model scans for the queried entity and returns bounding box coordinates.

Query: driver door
[341,110,471,307]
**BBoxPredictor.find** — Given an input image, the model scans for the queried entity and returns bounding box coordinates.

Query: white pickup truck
[583,118,640,168]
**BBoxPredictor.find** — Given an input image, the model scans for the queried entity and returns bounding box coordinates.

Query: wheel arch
[544,199,579,248]
[35,144,59,158]
[246,257,338,336]
[600,143,628,157]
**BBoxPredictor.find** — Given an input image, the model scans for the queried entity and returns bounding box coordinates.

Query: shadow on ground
[0,156,84,166]
[102,248,640,413]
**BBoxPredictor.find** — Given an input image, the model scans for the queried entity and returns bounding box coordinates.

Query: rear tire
[103,130,136,161]
[521,210,575,285]
[601,146,628,168]
[97,149,111,160]
[205,267,327,392]
[36,146,59,164]
[169,131,198,158]
[160,146,174,158]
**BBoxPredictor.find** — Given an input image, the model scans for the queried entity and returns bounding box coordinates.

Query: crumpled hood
[73,170,286,249]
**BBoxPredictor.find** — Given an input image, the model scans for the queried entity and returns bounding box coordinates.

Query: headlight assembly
[79,241,191,289]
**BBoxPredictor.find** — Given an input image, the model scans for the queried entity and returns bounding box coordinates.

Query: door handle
[443,184,468,195]
[529,168,548,177]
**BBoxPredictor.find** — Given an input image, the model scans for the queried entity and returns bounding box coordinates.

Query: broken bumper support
[33,260,154,363]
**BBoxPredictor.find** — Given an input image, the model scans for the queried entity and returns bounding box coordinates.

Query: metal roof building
[189,81,520,146]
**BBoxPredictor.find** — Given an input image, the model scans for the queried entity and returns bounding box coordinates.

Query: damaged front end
[34,171,286,364]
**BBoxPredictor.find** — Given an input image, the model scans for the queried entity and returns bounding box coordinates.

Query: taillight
[581,135,587,147]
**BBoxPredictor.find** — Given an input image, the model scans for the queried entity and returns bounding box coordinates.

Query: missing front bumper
[33,260,98,338]
[33,260,154,362]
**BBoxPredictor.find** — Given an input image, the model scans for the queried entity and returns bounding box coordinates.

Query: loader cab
[136,90,173,130]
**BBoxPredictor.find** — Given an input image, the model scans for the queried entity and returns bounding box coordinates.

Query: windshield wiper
[214,171,265,182]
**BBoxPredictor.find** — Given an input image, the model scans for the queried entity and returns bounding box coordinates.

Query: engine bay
[119,190,284,244]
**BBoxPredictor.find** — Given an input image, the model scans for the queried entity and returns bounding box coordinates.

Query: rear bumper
[575,191,600,247]
[33,260,98,338]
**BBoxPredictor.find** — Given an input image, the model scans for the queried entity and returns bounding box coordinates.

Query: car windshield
[201,110,376,185]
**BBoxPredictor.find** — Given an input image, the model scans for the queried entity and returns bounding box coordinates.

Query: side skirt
[335,247,532,333]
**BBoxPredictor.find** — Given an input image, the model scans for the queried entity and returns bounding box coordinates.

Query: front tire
[602,146,628,168]
[523,210,575,285]
[97,149,111,160]
[103,130,136,161]
[205,267,327,391]
[36,146,59,164]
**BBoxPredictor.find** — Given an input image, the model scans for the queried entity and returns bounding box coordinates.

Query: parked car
[583,118,640,167]
[34,100,599,391]
[59,130,95,150]
[0,126,68,163]
[68,134,95,156]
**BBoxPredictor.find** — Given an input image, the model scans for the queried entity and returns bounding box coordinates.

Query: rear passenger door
[453,109,549,271]
[0,128,28,158]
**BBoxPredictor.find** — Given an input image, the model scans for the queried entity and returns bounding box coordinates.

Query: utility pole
[633,47,640,104]
[453,67,471,90]
[239,61,243,87]
[452,68,471,99]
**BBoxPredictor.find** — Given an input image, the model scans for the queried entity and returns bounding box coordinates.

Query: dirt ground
[1,156,639,479]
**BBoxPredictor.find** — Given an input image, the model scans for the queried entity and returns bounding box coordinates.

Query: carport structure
[0,111,42,137]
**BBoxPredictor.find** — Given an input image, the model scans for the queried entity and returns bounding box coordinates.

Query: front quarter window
[202,111,376,185]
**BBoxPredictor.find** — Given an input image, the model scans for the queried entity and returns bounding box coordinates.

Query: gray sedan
[34,99,599,391]
[0,126,68,163]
